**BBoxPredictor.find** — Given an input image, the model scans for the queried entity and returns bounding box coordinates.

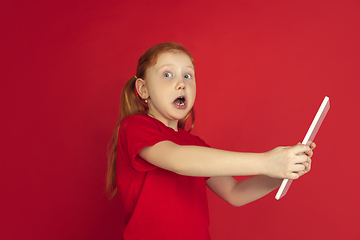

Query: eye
[184,74,192,79]
[164,72,173,78]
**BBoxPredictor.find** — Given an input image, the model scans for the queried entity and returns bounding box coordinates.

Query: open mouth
[174,96,186,106]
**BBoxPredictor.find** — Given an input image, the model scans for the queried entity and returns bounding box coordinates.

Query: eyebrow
[157,64,195,71]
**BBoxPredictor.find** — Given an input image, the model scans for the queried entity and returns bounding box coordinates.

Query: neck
[167,121,179,132]
[147,113,178,132]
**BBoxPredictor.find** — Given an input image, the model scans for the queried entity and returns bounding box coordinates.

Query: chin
[172,111,190,121]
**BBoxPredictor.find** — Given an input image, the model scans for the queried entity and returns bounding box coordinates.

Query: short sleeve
[119,115,171,172]
[195,136,210,148]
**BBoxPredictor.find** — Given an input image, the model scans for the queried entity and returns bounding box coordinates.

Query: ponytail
[106,76,148,198]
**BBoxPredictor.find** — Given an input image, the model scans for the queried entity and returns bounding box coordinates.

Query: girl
[107,42,314,240]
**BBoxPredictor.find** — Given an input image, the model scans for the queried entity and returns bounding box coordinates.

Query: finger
[302,160,311,170]
[287,172,301,180]
[293,163,306,172]
[300,158,312,173]
[292,144,311,155]
[306,158,312,168]
[305,161,311,171]
[295,154,310,164]
[310,142,316,150]
[306,143,316,156]
[305,149,313,157]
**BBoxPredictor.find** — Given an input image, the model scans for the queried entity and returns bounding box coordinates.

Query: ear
[135,78,149,100]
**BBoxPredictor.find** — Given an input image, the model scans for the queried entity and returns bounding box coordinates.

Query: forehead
[154,51,194,69]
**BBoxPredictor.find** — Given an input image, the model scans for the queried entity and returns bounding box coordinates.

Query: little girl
[107,42,314,240]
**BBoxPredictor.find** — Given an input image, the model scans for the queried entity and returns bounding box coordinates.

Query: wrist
[257,152,270,176]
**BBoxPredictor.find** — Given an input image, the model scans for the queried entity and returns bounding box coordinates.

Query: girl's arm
[205,142,315,206]
[138,141,311,180]
[206,176,282,206]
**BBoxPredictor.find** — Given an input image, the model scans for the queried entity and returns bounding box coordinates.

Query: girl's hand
[263,143,314,179]
[297,142,316,177]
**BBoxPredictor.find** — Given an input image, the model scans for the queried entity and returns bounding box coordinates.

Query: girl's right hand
[263,144,311,179]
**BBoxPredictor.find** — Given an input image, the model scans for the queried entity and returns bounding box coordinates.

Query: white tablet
[275,96,330,200]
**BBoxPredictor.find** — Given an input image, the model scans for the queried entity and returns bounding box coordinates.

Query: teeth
[174,97,185,106]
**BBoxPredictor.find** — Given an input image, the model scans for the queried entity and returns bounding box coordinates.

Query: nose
[175,78,186,90]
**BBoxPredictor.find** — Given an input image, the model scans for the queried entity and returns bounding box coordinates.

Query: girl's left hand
[297,142,316,177]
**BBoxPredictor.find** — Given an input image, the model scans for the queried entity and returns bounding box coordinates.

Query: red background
[1,0,359,239]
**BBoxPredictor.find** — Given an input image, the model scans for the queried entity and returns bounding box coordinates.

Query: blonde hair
[106,42,195,198]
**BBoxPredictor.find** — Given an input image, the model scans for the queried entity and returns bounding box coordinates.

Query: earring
[144,99,148,103]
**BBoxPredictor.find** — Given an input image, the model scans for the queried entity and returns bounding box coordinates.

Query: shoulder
[122,114,152,125]
[121,114,160,130]
[178,129,211,147]
[119,114,167,140]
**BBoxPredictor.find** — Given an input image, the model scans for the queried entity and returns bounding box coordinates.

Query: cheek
[188,86,196,104]
[190,84,196,97]
[148,84,167,97]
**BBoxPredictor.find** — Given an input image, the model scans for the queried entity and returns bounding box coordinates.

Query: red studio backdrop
[1,0,359,239]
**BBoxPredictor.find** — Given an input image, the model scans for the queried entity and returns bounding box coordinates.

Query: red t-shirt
[117,114,211,240]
